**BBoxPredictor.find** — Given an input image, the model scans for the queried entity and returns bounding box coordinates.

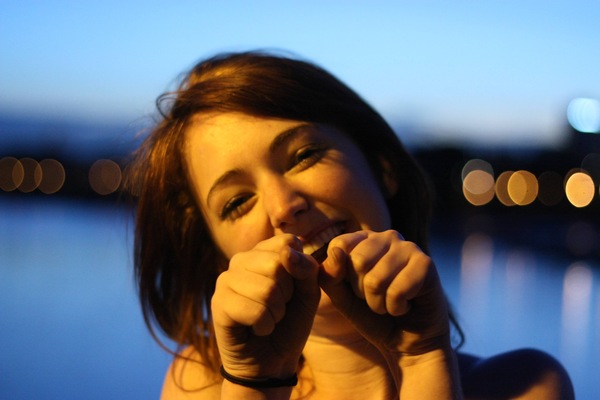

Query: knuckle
[383,229,401,240]
[351,253,370,273]
[363,273,387,294]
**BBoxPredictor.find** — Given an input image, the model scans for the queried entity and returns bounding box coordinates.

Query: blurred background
[1,1,599,399]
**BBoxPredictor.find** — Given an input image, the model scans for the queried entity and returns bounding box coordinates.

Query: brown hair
[126,50,462,375]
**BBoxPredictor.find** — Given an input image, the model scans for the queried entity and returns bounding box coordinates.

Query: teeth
[302,222,344,254]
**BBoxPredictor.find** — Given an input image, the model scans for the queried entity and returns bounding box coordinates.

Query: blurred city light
[495,171,516,206]
[462,159,494,180]
[463,170,495,206]
[1,157,67,195]
[567,98,600,134]
[460,159,598,208]
[16,158,41,193]
[38,159,66,194]
[507,170,538,206]
[89,159,122,195]
[462,159,495,206]
[565,171,595,208]
[0,157,21,192]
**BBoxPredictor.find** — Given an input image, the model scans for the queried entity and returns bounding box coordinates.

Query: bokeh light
[567,98,600,133]
[17,158,42,193]
[0,157,23,192]
[462,159,494,180]
[507,170,538,206]
[565,170,595,208]
[89,159,122,195]
[463,170,495,205]
[495,171,516,206]
[462,159,495,206]
[38,159,66,194]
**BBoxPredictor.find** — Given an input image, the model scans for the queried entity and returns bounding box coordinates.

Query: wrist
[385,344,462,400]
[221,378,295,400]
[220,365,298,388]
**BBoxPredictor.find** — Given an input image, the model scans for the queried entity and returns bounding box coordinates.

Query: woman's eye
[292,145,326,169]
[220,194,254,220]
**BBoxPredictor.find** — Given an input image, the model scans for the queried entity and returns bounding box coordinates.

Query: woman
[128,51,573,399]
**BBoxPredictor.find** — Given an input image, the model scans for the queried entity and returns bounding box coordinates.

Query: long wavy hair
[126,50,463,375]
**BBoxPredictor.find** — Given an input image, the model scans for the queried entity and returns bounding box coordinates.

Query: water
[0,199,171,400]
[0,198,598,399]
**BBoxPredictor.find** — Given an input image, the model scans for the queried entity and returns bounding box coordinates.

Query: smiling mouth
[302,222,345,260]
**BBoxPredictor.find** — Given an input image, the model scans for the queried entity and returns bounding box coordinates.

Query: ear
[378,156,398,198]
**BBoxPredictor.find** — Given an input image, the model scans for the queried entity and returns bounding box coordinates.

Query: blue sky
[1,1,599,147]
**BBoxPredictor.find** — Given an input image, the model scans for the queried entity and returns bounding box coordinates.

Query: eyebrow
[205,122,314,207]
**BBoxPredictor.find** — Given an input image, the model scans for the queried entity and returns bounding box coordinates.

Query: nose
[263,176,308,230]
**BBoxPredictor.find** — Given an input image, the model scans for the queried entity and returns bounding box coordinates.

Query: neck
[300,300,395,399]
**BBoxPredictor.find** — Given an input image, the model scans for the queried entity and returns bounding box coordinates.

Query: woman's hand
[318,230,450,356]
[211,234,321,381]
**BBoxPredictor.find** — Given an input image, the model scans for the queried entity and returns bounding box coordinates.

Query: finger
[344,238,390,299]
[361,250,404,314]
[318,247,357,315]
[212,281,278,337]
[226,270,290,324]
[327,230,370,254]
[319,247,392,337]
[254,233,301,252]
[280,246,319,281]
[319,246,349,287]
[385,250,432,316]
[323,231,369,294]
[229,250,295,302]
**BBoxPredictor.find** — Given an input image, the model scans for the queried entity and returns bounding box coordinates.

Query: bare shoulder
[457,349,574,399]
[160,346,221,400]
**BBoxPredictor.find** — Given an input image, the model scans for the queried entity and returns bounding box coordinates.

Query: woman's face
[185,112,392,259]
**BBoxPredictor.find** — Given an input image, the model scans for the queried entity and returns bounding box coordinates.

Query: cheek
[321,162,391,230]
[210,218,271,259]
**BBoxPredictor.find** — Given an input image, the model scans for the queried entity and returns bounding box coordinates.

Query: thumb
[281,246,319,282]
[319,247,391,340]
[318,247,358,318]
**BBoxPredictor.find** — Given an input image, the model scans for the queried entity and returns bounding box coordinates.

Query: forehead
[184,112,309,195]
[184,112,308,166]
[186,112,303,144]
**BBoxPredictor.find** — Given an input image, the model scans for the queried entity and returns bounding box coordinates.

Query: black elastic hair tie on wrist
[220,366,298,388]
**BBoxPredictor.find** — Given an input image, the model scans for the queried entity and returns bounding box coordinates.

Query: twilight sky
[1,0,599,148]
